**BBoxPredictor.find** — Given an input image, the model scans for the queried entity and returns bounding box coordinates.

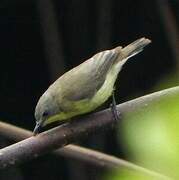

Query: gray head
[33,91,59,135]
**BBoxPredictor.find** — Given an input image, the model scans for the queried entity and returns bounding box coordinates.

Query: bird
[33,37,151,135]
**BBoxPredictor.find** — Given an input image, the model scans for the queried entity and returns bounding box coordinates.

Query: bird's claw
[110,91,121,121]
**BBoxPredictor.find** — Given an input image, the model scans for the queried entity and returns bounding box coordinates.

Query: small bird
[33,37,151,135]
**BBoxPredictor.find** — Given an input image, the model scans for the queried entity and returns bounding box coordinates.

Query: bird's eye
[42,111,49,117]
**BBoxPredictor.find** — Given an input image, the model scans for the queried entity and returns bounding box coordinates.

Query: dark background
[0,0,178,179]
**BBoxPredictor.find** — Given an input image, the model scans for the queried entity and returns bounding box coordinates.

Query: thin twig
[96,0,112,49]
[157,0,179,68]
[0,122,171,180]
[0,86,179,178]
[36,0,66,79]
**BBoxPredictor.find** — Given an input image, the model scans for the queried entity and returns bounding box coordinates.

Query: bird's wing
[57,49,119,101]
[51,37,151,103]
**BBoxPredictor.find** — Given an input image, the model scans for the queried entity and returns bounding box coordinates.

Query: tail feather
[115,37,151,61]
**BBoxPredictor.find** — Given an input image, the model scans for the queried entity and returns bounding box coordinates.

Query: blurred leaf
[153,72,179,91]
[118,92,179,179]
[104,169,160,180]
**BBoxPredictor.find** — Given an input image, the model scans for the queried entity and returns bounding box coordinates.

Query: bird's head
[33,91,59,135]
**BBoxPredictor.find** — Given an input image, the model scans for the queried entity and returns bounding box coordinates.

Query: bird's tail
[122,37,151,59]
[115,37,151,62]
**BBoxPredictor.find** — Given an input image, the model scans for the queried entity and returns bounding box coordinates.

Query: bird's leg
[110,90,120,121]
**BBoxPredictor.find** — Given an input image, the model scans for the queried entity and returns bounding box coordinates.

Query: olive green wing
[59,49,119,101]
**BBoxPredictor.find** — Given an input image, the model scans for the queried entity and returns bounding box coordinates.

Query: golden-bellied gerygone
[33,37,151,135]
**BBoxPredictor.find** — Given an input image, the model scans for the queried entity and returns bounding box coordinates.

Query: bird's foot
[110,91,121,121]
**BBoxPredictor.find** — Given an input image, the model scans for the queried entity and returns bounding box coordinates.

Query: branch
[36,0,66,79]
[0,86,178,178]
[157,0,179,67]
[0,122,171,180]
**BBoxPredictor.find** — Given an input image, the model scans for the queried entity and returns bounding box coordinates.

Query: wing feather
[56,49,119,101]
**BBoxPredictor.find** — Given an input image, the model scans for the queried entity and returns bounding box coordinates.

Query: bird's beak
[33,120,43,136]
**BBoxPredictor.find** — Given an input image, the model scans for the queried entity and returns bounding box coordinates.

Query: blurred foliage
[104,77,179,179]
[153,72,179,91]
[104,169,159,180]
